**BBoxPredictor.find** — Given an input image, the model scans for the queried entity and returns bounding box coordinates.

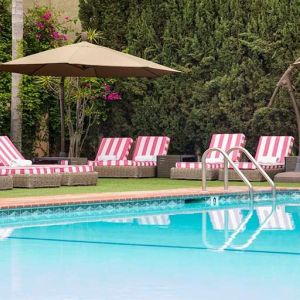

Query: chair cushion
[175,162,223,169]
[230,162,284,170]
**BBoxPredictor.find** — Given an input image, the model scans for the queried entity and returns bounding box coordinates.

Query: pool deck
[0,186,297,209]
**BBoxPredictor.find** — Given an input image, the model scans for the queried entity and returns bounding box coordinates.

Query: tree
[11,0,23,149]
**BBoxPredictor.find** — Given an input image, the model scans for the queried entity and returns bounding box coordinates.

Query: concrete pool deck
[0,186,298,209]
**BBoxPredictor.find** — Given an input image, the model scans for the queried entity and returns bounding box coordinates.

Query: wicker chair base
[13,174,62,188]
[274,172,300,183]
[61,172,98,186]
[0,176,13,190]
[218,168,284,182]
[170,167,218,180]
[95,166,156,178]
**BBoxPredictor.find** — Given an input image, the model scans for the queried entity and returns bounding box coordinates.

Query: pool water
[0,192,300,300]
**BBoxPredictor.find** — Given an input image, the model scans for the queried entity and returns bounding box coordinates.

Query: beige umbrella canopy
[0,41,179,77]
[0,41,180,156]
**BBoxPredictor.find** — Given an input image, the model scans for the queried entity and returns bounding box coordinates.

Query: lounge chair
[219,136,294,181]
[89,137,133,177]
[95,136,170,178]
[170,133,246,180]
[0,136,98,187]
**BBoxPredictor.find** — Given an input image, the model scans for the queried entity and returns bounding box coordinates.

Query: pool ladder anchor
[201,146,276,205]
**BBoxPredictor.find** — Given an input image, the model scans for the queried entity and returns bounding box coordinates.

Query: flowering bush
[24,5,75,54]
[103,83,121,101]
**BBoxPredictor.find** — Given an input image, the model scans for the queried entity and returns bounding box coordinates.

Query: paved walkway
[0,186,296,209]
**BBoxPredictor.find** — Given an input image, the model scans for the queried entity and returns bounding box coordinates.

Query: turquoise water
[0,192,300,300]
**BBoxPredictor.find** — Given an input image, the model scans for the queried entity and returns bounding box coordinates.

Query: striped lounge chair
[219,136,294,181]
[0,136,98,188]
[89,137,133,177]
[170,133,246,180]
[94,136,170,178]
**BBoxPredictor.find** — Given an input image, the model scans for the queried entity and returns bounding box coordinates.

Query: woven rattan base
[274,172,300,183]
[61,172,98,186]
[95,166,156,178]
[12,174,61,188]
[0,176,13,190]
[218,168,283,182]
[170,167,218,180]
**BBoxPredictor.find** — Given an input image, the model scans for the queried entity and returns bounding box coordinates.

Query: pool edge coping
[0,186,299,210]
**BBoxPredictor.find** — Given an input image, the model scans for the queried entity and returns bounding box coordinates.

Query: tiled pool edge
[0,186,299,210]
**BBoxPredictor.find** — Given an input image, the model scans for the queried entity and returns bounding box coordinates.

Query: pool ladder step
[201,146,276,205]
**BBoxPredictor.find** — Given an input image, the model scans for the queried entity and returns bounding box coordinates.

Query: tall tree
[11,0,23,149]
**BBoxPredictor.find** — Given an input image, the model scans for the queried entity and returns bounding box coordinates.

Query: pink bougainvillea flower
[104,83,111,92]
[62,34,68,40]
[43,11,52,21]
[51,31,61,40]
[36,22,45,30]
[64,16,69,20]
[106,92,121,101]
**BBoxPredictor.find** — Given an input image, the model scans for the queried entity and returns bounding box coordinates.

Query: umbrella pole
[59,76,66,157]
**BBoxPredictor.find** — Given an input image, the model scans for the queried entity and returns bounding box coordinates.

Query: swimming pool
[1,191,300,300]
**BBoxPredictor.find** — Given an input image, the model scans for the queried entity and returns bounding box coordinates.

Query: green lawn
[0,178,300,198]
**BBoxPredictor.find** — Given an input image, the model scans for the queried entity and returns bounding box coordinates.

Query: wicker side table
[157,155,197,178]
[285,156,300,172]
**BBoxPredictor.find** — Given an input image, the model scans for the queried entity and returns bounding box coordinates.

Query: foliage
[0,0,11,135]
[37,76,117,157]
[23,6,72,55]
[79,0,300,155]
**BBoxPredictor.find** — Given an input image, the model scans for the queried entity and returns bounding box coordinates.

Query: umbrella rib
[143,67,161,78]
[28,64,48,76]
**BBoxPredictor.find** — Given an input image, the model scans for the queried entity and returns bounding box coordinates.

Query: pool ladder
[201,146,276,205]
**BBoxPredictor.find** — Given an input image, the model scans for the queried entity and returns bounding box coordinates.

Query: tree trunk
[11,0,23,150]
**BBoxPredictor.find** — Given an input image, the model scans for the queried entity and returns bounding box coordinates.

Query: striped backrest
[207,133,246,162]
[0,136,25,166]
[209,209,243,230]
[256,206,294,230]
[95,137,133,161]
[132,136,170,160]
[255,136,294,164]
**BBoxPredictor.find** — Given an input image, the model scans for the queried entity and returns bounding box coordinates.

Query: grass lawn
[0,178,299,198]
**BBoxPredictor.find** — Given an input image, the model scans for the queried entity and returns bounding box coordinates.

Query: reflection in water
[209,209,243,230]
[0,201,299,253]
[203,204,296,251]
[257,206,294,230]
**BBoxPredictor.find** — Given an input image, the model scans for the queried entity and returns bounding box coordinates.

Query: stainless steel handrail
[226,146,276,200]
[201,147,254,201]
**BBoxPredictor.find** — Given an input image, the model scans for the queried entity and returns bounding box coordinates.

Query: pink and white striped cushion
[175,133,245,169]
[95,137,133,161]
[232,162,284,170]
[53,165,94,173]
[206,133,246,162]
[92,160,136,167]
[133,136,170,160]
[231,136,294,170]
[0,166,56,176]
[175,162,223,169]
[93,160,157,167]
[254,136,294,164]
[0,136,25,166]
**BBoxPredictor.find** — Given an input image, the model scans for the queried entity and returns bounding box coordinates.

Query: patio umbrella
[0,41,180,156]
